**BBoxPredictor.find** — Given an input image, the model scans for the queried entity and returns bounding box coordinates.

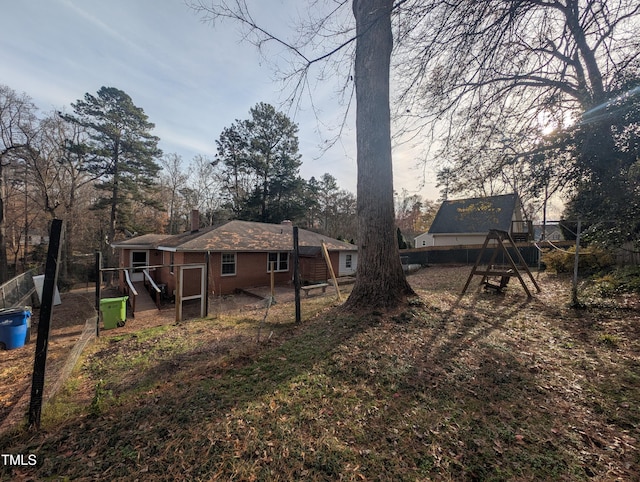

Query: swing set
[462,229,541,297]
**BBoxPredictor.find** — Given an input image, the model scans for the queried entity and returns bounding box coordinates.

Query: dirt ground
[0,290,96,432]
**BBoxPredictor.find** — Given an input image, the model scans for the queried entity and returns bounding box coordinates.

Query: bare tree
[393,1,640,212]
[395,189,437,240]
[345,0,415,308]
[183,154,228,227]
[192,0,639,301]
[394,0,640,136]
[0,85,37,281]
[4,160,38,273]
[190,0,415,309]
[27,113,99,277]
[160,153,190,234]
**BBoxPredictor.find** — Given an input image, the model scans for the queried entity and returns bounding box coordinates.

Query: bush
[593,266,640,295]
[541,246,614,274]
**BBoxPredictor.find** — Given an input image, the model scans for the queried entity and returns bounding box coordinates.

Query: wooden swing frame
[462,229,541,297]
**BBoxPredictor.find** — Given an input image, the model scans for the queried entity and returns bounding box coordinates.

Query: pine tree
[64,87,162,262]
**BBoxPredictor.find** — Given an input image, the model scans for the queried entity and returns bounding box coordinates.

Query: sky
[1,0,439,201]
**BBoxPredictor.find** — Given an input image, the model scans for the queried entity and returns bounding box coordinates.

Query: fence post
[28,219,63,429]
[293,227,301,324]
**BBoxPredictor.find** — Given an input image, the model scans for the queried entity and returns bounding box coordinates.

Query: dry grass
[1,266,638,481]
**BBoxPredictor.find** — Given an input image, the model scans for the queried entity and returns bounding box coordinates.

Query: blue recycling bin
[0,307,31,350]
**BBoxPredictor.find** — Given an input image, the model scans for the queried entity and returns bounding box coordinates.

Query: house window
[345,254,352,268]
[221,253,236,276]
[169,252,175,274]
[267,252,289,272]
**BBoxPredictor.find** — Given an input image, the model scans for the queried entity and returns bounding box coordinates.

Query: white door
[339,252,357,276]
[130,250,148,282]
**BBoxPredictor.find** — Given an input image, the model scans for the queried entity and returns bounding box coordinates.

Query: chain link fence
[0,269,38,309]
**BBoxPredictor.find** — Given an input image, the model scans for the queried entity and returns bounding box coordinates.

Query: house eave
[168,246,357,253]
[111,243,156,250]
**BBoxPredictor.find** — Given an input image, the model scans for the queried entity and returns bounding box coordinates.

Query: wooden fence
[401,242,541,267]
[616,242,640,266]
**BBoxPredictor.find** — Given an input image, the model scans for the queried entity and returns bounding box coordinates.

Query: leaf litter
[0,266,638,481]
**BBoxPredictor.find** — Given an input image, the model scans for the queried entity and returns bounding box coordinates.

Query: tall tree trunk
[345,0,415,310]
[63,206,75,280]
[107,141,120,273]
[0,161,8,282]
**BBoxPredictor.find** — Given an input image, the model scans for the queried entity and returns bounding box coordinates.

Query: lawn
[1,266,638,481]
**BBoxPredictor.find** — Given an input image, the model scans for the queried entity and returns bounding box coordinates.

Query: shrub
[593,266,640,295]
[541,246,614,274]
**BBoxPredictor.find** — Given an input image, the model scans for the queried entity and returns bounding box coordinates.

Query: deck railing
[143,269,162,309]
[511,220,533,242]
[123,269,138,314]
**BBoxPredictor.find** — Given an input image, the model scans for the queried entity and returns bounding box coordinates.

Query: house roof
[111,233,173,249]
[428,194,518,234]
[113,220,356,253]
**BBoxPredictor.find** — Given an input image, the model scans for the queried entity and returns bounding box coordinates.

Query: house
[414,193,532,247]
[533,223,565,242]
[111,216,358,297]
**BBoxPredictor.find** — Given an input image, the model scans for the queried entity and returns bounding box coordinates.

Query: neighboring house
[414,193,532,247]
[111,218,358,297]
[25,232,50,246]
[533,223,565,242]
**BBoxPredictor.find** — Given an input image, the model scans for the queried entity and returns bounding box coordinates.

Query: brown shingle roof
[171,220,355,252]
[111,233,173,249]
[115,220,356,253]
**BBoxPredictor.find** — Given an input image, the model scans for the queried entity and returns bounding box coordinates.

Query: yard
[0,266,638,480]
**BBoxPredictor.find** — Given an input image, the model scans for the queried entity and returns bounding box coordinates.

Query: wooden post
[175,266,182,323]
[462,232,493,294]
[95,251,101,337]
[199,264,206,318]
[321,241,342,301]
[29,219,63,429]
[205,252,210,317]
[270,261,276,304]
[571,220,581,306]
[293,227,301,323]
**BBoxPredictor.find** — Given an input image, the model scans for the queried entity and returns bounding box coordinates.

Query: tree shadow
[2,273,639,480]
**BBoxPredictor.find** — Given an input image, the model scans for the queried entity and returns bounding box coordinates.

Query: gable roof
[428,194,518,234]
[113,220,356,253]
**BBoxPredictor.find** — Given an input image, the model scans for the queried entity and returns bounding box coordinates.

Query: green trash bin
[100,296,128,330]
